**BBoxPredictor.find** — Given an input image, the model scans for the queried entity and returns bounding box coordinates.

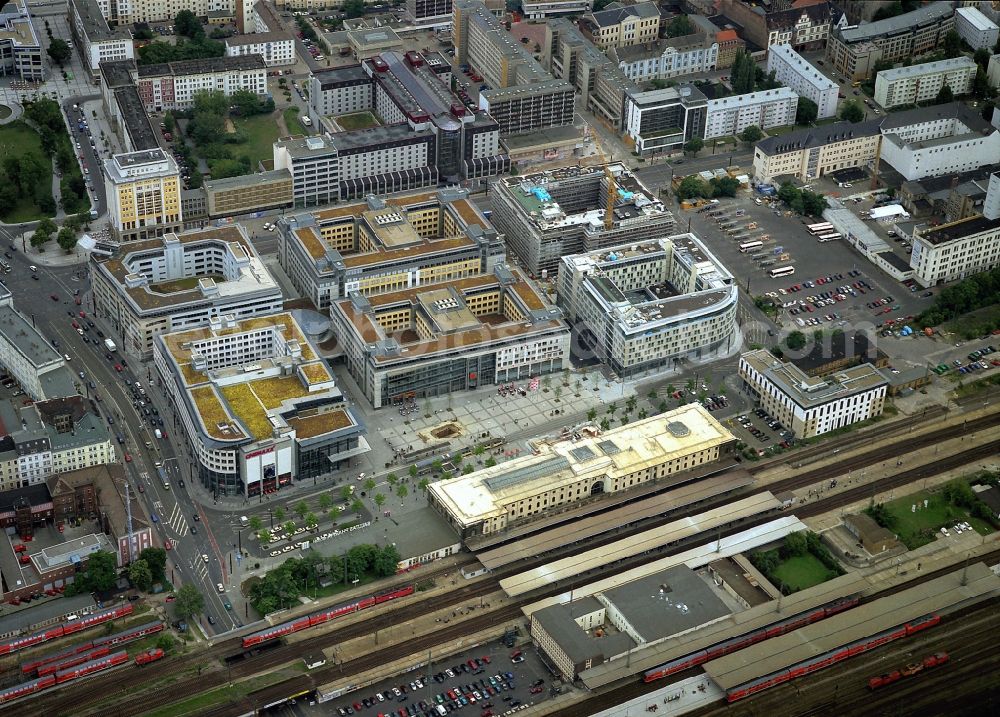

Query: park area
[872,486,994,549]
[749,530,845,595]
[771,554,837,592]
[335,111,380,131]
[227,114,280,170]
[0,121,54,222]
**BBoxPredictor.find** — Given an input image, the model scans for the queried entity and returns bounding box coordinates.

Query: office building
[90,225,284,358]
[766,44,838,120]
[879,103,1000,181]
[155,312,369,498]
[69,0,134,77]
[490,163,675,277]
[752,119,882,183]
[0,397,115,492]
[428,403,736,537]
[405,0,452,24]
[224,31,296,66]
[0,285,76,402]
[309,64,373,117]
[612,33,719,83]
[579,2,661,51]
[739,349,888,439]
[825,2,955,81]
[100,60,160,153]
[955,5,999,50]
[874,57,977,109]
[521,0,589,19]
[910,214,1000,286]
[557,235,738,378]
[453,0,576,135]
[719,0,835,52]
[135,55,268,112]
[0,0,43,81]
[329,265,570,409]
[278,188,504,310]
[704,87,798,140]
[204,170,293,218]
[623,85,708,156]
[103,149,183,242]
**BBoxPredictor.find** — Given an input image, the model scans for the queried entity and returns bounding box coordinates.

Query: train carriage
[0,675,57,705]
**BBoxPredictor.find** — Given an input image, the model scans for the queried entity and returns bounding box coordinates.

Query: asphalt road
[0,237,242,634]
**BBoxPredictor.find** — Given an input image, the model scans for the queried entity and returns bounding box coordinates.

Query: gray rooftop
[615,32,712,63]
[46,410,111,452]
[836,2,954,44]
[877,56,977,83]
[755,118,882,155]
[114,86,159,151]
[328,123,434,152]
[205,168,291,192]
[137,54,267,78]
[70,0,124,42]
[481,79,575,103]
[706,87,797,111]
[589,1,659,28]
[0,305,63,370]
[879,102,995,134]
[224,31,292,46]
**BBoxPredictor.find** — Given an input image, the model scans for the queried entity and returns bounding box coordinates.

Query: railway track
[13,412,1000,717]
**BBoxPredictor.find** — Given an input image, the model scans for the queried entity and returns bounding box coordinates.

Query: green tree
[872,1,903,21]
[80,551,118,591]
[396,484,409,501]
[283,520,296,537]
[372,544,401,576]
[485,457,497,468]
[738,125,763,146]
[839,100,865,123]
[943,29,962,59]
[139,547,167,583]
[174,9,203,39]
[731,50,757,94]
[587,407,598,422]
[342,0,365,17]
[972,68,993,100]
[318,494,332,513]
[463,463,475,475]
[328,506,341,524]
[796,97,818,125]
[129,559,153,591]
[340,486,353,502]
[47,38,71,66]
[374,492,386,510]
[666,15,692,38]
[974,47,992,69]
[163,112,175,133]
[56,226,77,252]
[934,84,954,105]
[408,464,419,479]
[418,477,430,492]
[174,584,205,619]
[305,512,318,530]
[351,497,364,514]
[783,530,808,557]
[230,88,264,116]
[607,402,618,416]
[294,500,309,520]
[785,330,807,351]
[31,228,52,247]
[683,137,703,156]
[710,176,740,198]
[155,633,176,651]
[274,506,286,522]
[675,175,710,200]
[599,418,611,431]
[257,529,269,543]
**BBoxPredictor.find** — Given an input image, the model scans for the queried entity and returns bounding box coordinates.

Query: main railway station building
[427,404,736,538]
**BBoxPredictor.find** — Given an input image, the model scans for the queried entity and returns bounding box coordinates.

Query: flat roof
[0,304,63,370]
[785,332,883,375]
[138,55,267,78]
[706,87,798,110]
[767,44,836,90]
[836,2,954,44]
[956,5,999,32]
[742,349,887,408]
[878,56,977,83]
[204,168,292,192]
[429,404,734,528]
[918,213,1000,246]
[114,86,159,151]
[70,0,118,42]
[704,563,1000,690]
[224,31,292,46]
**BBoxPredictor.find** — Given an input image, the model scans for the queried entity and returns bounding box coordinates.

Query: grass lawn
[764,125,800,137]
[944,303,1000,341]
[150,274,223,293]
[336,111,379,131]
[0,121,53,222]
[882,490,992,548]
[282,106,308,134]
[772,553,836,592]
[232,113,281,168]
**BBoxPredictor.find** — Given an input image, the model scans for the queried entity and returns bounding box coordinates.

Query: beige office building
[752,120,883,184]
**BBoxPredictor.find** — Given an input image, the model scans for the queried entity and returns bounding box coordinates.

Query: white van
[154,428,163,439]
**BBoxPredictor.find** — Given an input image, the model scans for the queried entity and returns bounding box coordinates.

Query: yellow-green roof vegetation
[247,375,309,409]
[179,362,204,386]
[191,386,245,440]
[286,409,353,439]
[219,383,275,440]
[300,362,332,385]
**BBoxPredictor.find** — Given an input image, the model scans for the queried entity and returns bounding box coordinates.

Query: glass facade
[297,435,361,481]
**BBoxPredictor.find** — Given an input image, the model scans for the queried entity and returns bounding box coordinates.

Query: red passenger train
[868,651,949,690]
[0,604,134,657]
[643,597,860,683]
[36,646,111,677]
[20,620,161,675]
[54,650,129,684]
[242,585,415,649]
[725,614,941,702]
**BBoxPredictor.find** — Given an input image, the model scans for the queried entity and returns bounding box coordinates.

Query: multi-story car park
[765,44,838,120]
[703,87,798,140]
[578,1,660,51]
[557,234,738,378]
[490,163,675,278]
[611,32,719,83]
[874,57,977,110]
[954,5,999,51]
[103,149,183,243]
[90,225,284,359]
[825,2,955,81]
[329,264,569,409]
[68,0,134,78]
[0,0,42,81]
[0,397,115,492]
[277,188,504,311]
[135,55,268,112]
[738,349,888,439]
[752,119,883,184]
[223,31,296,67]
[879,103,1000,182]
[155,312,369,498]
[622,84,708,156]
[0,286,76,402]
[427,403,735,537]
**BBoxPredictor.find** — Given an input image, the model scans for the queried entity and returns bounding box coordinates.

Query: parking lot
[729,408,795,457]
[326,636,557,717]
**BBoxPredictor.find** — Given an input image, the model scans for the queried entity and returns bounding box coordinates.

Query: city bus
[817,232,842,242]
[769,265,795,278]
[807,222,834,235]
[157,466,169,490]
[739,240,763,252]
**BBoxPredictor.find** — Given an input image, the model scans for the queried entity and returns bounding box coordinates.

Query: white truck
[104,338,117,352]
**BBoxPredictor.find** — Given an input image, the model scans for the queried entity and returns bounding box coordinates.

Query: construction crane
[593,145,617,231]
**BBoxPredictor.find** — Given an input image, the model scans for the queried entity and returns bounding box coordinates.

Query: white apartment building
[69,0,134,77]
[955,6,999,50]
[910,214,1000,287]
[135,55,268,112]
[557,234,739,378]
[879,103,1000,181]
[613,33,719,82]
[704,87,798,140]
[752,119,883,183]
[155,312,369,498]
[765,43,838,119]
[874,57,977,109]
[0,285,76,401]
[224,32,296,66]
[739,349,888,439]
[90,225,284,358]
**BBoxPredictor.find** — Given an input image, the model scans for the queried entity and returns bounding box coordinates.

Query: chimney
[951,175,960,190]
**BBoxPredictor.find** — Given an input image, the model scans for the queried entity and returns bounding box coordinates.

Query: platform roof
[499,492,780,597]
[704,562,1000,690]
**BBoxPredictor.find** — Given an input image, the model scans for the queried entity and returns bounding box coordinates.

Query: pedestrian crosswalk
[189,558,209,581]
[167,502,188,537]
